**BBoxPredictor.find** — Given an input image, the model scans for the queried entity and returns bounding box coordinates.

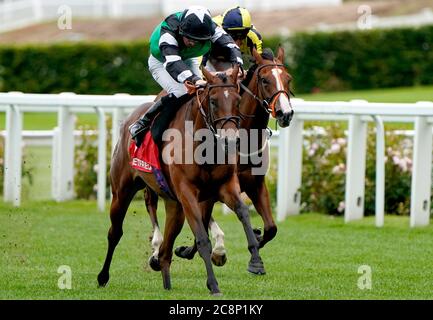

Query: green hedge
[0,42,160,95]
[279,26,433,93]
[0,25,432,94]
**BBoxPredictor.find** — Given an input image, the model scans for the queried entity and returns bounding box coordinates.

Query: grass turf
[1,200,433,300]
[2,85,433,299]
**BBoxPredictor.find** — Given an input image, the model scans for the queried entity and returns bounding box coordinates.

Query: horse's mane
[261,48,274,61]
[215,72,229,83]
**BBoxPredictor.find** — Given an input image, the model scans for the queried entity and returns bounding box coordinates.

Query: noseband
[195,83,241,138]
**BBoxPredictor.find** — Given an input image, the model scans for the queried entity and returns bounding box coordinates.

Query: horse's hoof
[175,246,195,260]
[207,280,220,294]
[149,256,161,271]
[97,272,109,287]
[163,283,172,290]
[211,292,223,297]
[247,261,266,275]
[211,251,227,267]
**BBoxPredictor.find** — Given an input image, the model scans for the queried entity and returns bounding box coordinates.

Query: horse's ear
[230,63,239,83]
[252,47,263,64]
[276,45,285,64]
[201,66,215,82]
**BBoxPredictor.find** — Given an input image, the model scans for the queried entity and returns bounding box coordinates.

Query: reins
[195,83,241,138]
[237,61,293,157]
[239,62,294,118]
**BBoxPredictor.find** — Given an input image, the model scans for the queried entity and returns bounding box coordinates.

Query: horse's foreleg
[174,200,218,262]
[176,183,221,295]
[244,178,277,249]
[220,178,265,275]
[98,187,137,287]
[154,200,185,290]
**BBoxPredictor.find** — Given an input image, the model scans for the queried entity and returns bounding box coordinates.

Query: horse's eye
[210,98,217,109]
[261,78,269,85]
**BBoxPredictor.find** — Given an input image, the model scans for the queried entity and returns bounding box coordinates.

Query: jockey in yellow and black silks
[204,6,262,70]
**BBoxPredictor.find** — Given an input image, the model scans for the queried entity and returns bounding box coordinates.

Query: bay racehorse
[144,46,294,270]
[97,64,265,295]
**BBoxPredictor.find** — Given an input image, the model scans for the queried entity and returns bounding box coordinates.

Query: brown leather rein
[239,63,294,118]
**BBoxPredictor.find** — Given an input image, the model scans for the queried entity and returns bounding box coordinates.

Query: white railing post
[51,127,59,200]
[96,107,107,212]
[4,104,22,206]
[344,111,368,222]
[111,108,122,156]
[373,115,385,227]
[112,94,131,156]
[277,114,304,221]
[277,124,291,221]
[55,102,75,201]
[410,111,433,227]
[280,115,304,219]
[4,105,13,202]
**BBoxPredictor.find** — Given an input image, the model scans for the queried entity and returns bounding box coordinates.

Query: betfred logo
[132,158,152,172]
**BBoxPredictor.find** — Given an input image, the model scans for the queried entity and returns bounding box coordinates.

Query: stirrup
[129,121,150,148]
[131,125,148,139]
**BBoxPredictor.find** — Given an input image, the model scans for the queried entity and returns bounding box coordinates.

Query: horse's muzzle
[277,109,294,128]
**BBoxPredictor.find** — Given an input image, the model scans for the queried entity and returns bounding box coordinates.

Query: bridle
[239,63,294,118]
[195,83,241,138]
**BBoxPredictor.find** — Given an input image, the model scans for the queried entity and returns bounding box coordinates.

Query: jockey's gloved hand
[195,79,207,88]
[238,64,245,80]
[184,78,207,95]
[235,57,244,68]
[232,61,245,80]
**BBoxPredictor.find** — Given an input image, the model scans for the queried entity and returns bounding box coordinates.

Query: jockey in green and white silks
[129,5,243,146]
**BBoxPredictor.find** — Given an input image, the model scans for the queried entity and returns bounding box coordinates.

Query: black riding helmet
[179,6,213,41]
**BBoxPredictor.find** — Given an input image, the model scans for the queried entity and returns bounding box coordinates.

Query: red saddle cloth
[129,131,176,200]
[129,131,161,173]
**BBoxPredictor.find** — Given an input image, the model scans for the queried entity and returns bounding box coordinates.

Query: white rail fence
[0,92,432,228]
[0,92,156,211]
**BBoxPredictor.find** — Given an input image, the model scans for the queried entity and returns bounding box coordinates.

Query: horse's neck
[189,97,207,132]
[240,81,270,131]
[175,96,209,141]
[239,74,271,156]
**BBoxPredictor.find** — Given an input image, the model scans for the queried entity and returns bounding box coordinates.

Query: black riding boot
[129,96,167,147]
[130,93,191,147]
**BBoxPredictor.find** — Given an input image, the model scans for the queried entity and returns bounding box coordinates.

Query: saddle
[129,93,192,199]
[150,93,192,146]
